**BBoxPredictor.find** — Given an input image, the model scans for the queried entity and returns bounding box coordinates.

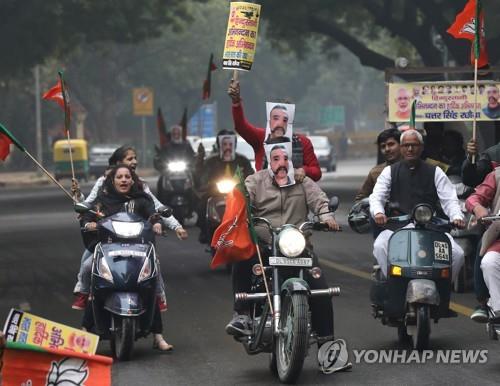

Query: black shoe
[471,305,489,323]
[198,231,208,244]
[225,314,251,336]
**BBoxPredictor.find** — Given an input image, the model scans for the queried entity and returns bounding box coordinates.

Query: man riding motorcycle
[226,142,340,349]
[369,129,465,284]
[195,129,254,243]
[154,124,195,167]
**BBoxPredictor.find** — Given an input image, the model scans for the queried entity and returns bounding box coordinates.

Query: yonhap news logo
[352,349,488,364]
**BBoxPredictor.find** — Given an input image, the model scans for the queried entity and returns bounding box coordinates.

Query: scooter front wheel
[275,293,309,383]
[413,304,430,351]
[111,316,136,361]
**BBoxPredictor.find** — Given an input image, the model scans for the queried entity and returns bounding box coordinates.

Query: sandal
[153,335,174,352]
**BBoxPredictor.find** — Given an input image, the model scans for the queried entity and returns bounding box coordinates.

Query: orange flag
[210,169,256,268]
[1,342,112,385]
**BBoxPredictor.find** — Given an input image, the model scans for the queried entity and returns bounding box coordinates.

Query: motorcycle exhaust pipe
[310,286,341,297]
[235,292,267,302]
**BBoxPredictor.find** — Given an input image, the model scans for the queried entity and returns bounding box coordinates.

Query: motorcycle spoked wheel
[412,304,430,351]
[275,293,309,384]
[110,316,136,361]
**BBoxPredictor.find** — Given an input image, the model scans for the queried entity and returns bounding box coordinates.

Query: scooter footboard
[406,279,440,305]
[104,292,145,316]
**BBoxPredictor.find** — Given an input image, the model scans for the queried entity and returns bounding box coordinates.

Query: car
[88,143,120,178]
[309,135,337,172]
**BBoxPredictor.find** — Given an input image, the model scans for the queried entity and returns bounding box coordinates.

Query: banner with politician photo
[265,102,295,143]
[264,140,295,187]
[388,82,500,122]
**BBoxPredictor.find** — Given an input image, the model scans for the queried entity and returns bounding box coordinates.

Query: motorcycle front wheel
[111,316,136,361]
[275,293,309,384]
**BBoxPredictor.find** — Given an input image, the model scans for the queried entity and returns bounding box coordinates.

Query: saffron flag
[210,168,257,269]
[1,341,112,385]
[0,123,25,161]
[43,72,71,132]
[447,0,488,68]
[157,108,169,148]
[202,53,217,100]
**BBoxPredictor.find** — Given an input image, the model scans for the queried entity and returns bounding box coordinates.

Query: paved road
[1,163,499,385]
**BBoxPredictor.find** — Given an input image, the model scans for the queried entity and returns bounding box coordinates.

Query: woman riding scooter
[81,164,173,351]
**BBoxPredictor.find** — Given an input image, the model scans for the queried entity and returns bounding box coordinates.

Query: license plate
[434,241,449,261]
[269,256,313,267]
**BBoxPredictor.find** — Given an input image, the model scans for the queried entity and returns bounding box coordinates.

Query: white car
[309,135,337,172]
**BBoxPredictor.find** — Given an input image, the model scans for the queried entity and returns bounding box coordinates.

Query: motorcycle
[75,203,170,361]
[449,175,481,293]
[156,159,194,225]
[370,203,457,350]
[233,197,341,384]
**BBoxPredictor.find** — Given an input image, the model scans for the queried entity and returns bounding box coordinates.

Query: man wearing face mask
[225,141,339,348]
[195,130,254,243]
[228,79,321,182]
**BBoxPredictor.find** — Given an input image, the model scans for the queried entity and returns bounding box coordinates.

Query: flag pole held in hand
[58,71,76,180]
[0,123,75,202]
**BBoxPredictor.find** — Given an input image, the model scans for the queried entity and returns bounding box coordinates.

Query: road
[1,160,499,385]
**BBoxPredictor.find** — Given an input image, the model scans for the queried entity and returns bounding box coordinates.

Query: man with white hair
[369,129,465,283]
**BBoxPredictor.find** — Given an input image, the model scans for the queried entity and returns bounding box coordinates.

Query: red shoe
[157,296,168,312]
[72,293,88,310]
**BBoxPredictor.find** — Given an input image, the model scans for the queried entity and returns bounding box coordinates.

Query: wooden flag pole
[24,151,76,202]
[472,58,479,164]
[256,244,274,315]
[58,72,76,181]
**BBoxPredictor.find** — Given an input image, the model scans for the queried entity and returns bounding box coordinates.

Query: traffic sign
[320,105,345,127]
[132,88,154,116]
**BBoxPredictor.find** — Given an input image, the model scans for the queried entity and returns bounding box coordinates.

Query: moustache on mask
[274,166,288,175]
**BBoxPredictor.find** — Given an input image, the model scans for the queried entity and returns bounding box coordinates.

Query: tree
[0,0,204,78]
[259,0,500,71]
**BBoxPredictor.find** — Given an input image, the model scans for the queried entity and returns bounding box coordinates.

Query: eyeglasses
[401,143,421,149]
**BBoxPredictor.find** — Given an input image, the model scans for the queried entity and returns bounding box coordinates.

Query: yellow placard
[3,309,99,355]
[222,2,261,71]
[388,82,500,122]
[133,87,154,116]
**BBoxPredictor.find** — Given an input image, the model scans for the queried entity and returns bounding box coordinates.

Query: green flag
[0,123,25,152]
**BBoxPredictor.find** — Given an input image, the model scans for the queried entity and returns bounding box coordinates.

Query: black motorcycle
[370,203,457,350]
[75,203,169,360]
[233,198,341,384]
[156,159,194,224]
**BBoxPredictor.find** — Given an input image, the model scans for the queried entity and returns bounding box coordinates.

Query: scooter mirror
[74,202,91,214]
[328,196,340,212]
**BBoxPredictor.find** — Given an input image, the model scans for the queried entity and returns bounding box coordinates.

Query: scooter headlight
[98,257,114,283]
[138,258,152,283]
[216,179,237,194]
[413,204,433,224]
[111,221,143,238]
[168,161,187,172]
[277,226,306,258]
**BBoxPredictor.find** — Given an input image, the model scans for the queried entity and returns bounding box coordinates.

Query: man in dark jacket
[227,79,321,182]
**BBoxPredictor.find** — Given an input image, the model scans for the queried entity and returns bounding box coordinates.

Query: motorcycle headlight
[98,257,114,283]
[111,221,143,238]
[277,227,306,258]
[216,179,237,194]
[413,204,433,224]
[168,161,187,172]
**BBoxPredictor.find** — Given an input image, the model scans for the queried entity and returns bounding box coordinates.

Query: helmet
[348,198,371,234]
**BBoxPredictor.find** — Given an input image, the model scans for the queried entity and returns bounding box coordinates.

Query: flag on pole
[180,107,188,140]
[210,167,257,269]
[447,0,489,68]
[0,123,25,161]
[43,72,71,132]
[202,53,217,100]
[157,108,169,148]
